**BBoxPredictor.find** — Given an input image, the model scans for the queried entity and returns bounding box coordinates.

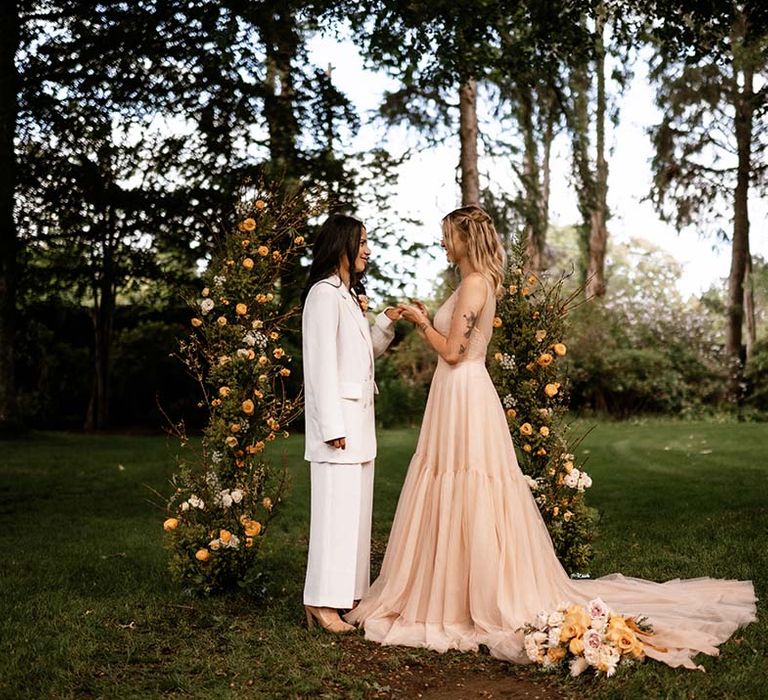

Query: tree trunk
[0,0,19,430]
[744,248,756,364]
[0,0,21,429]
[585,4,608,299]
[519,85,544,271]
[726,61,753,406]
[84,207,116,430]
[459,78,480,206]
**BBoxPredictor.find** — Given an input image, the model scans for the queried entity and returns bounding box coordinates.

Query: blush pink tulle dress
[345,278,757,670]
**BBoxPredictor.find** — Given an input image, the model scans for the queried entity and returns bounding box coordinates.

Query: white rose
[236,348,249,359]
[598,644,620,676]
[584,645,600,665]
[564,469,581,489]
[228,534,240,548]
[221,492,233,508]
[532,631,548,645]
[524,635,542,662]
[590,616,608,633]
[180,501,190,512]
[587,597,609,620]
[243,332,257,347]
[547,611,565,627]
[524,475,539,490]
[201,298,215,314]
[577,472,593,491]
[548,627,562,648]
[535,610,549,631]
[570,657,589,677]
[583,629,602,653]
[231,489,243,504]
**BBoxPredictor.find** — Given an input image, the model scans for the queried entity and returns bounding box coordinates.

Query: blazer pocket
[339,381,363,400]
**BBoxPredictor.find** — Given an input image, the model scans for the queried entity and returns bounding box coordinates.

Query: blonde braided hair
[442,205,507,296]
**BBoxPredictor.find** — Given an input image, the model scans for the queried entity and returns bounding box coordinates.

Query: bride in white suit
[301,214,402,633]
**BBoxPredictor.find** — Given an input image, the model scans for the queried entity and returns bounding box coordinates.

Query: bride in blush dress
[345,205,757,670]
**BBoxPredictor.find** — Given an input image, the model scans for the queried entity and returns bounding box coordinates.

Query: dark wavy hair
[300,214,365,305]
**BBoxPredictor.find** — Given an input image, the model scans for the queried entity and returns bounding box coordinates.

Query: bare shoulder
[458,273,490,299]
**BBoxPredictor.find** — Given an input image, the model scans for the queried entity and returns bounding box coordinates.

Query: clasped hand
[397,300,430,328]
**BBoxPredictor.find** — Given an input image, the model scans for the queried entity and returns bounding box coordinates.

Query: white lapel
[330,274,374,364]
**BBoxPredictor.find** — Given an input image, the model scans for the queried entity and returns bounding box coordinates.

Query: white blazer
[302,274,395,464]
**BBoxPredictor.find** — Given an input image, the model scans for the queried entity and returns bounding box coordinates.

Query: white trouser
[303,460,374,609]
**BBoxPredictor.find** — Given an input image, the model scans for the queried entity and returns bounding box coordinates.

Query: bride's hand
[398,303,430,329]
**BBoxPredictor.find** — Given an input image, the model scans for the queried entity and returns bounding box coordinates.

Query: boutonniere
[357,294,369,314]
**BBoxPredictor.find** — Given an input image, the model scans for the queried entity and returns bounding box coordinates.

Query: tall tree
[0,0,20,430]
[648,3,768,404]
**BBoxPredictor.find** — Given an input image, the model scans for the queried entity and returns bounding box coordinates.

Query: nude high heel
[304,605,355,633]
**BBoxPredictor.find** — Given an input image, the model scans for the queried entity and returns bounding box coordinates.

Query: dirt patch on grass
[335,635,568,699]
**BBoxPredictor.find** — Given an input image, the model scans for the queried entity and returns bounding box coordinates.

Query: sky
[307,33,767,302]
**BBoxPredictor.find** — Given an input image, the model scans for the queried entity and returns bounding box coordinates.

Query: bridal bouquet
[520,598,652,677]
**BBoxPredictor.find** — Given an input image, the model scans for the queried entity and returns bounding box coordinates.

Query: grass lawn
[1,421,765,699]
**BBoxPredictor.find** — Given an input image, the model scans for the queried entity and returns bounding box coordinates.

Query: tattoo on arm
[463,311,477,339]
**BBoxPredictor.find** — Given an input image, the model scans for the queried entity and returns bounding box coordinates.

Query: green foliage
[491,247,596,574]
[164,186,321,595]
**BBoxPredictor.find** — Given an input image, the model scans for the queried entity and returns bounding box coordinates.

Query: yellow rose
[544,383,560,398]
[553,342,567,357]
[294,235,305,245]
[216,316,227,326]
[539,425,549,437]
[211,398,221,407]
[629,640,646,659]
[254,199,266,210]
[559,620,580,642]
[553,506,560,516]
[235,303,248,315]
[252,319,263,329]
[492,316,502,328]
[241,399,255,415]
[563,460,574,473]
[520,422,533,436]
[522,444,532,453]
[191,318,203,328]
[258,355,268,367]
[230,423,241,434]
[245,536,254,548]
[262,497,273,510]
[280,368,291,377]
[244,521,261,537]
[536,448,547,456]
[272,251,282,262]
[266,293,274,301]
[195,549,210,562]
[241,239,250,247]
[209,539,221,550]
[273,348,285,359]
[253,389,264,399]
[256,294,267,303]
[568,636,584,655]
[257,245,269,257]
[494,352,503,362]
[245,349,255,360]
[531,311,540,319]
[508,284,517,294]
[201,287,210,297]
[242,258,254,270]
[240,218,256,231]
[506,408,516,419]
[219,386,231,397]
[266,432,276,442]
[218,529,231,544]
[564,510,573,522]
[163,518,179,531]
[269,331,279,340]
[537,353,553,367]
[225,436,238,448]
[547,646,566,663]
[535,329,547,342]
[522,286,531,296]
[254,441,265,452]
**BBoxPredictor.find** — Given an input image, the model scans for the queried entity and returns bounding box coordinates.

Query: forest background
[1,0,767,434]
